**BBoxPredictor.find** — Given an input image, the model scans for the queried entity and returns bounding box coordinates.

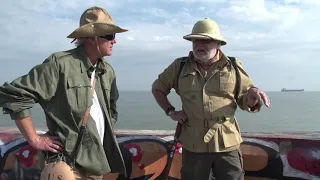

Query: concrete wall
[0,127,319,180]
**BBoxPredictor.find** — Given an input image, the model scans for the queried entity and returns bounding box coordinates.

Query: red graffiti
[139,164,145,170]
[287,147,320,176]
[175,143,182,154]
[0,133,15,144]
[124,144,143,163]
[16,145,37,167]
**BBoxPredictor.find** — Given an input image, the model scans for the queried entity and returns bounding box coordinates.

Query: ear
[87,37,96,45]
[217,42,222,49]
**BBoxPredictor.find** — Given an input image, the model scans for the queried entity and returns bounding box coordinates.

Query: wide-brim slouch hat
[67,6,128,38]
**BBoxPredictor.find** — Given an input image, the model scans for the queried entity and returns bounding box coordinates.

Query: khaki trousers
[180,148,245,180]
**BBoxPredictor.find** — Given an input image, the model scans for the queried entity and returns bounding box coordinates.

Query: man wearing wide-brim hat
[0,6,128,179]
[152,18,270,180]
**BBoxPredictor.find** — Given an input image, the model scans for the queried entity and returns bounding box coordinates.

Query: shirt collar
[75,45,107,74]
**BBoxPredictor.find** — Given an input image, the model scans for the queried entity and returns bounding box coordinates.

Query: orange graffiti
[168,150,182,179]
[127,142,168,179]
[241,144,268,171]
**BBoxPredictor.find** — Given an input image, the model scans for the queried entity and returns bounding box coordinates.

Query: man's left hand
[247,87,270,109]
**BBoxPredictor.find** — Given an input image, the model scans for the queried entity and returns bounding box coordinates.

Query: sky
[1,0,320,91]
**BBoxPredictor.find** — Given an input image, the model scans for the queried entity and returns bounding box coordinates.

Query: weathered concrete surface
[0,126,319,180]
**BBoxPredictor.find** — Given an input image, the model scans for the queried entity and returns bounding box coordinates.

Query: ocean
[0,91,319,133]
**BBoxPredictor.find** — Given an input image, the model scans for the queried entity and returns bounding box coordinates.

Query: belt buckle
[203,116,232,143]
[224,117,231,121]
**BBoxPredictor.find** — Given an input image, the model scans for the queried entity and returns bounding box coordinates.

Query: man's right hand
[169,110,187,124]
[29,135,64,153]
[13,116,64,153]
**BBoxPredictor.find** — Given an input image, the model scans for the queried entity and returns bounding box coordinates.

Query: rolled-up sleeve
[0,55,59,120]
[152,59,180,94]
[234,58,258,113]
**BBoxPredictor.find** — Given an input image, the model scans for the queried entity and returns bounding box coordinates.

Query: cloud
[217,0,302,38]
[221,0,280,22]
[1,0,320,91]
[170,0,226,3]
[284,0,320,5]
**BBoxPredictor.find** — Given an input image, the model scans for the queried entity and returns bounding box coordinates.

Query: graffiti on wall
[0,129,320,180]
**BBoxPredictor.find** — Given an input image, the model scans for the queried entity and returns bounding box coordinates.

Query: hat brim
[67,22,128,38]
[183,34,227,46]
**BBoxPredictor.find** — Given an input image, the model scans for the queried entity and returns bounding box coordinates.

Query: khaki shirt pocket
[179,75,203,122]
[179,124,208,152]
[178,73,200,93]
[219,71,235,94]
[221,120,242,148]
[66,76,92,109]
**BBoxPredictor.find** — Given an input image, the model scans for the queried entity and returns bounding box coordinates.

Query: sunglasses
[100,34,115,41]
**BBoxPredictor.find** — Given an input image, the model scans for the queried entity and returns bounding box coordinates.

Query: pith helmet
[40,161,75,180]
[67,6,128,38]
[183,18,227,45]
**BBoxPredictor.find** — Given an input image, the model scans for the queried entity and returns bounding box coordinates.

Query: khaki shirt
[152,51,258,153]
[0,45,126,176]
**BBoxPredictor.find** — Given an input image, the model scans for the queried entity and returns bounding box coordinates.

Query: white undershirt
[90,66,105,144]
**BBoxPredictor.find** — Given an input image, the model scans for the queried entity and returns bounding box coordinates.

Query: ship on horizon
[281,88,304,92]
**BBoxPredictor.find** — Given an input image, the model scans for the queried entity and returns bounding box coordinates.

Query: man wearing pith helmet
[0,6,128,179]
[152,18,270,180]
